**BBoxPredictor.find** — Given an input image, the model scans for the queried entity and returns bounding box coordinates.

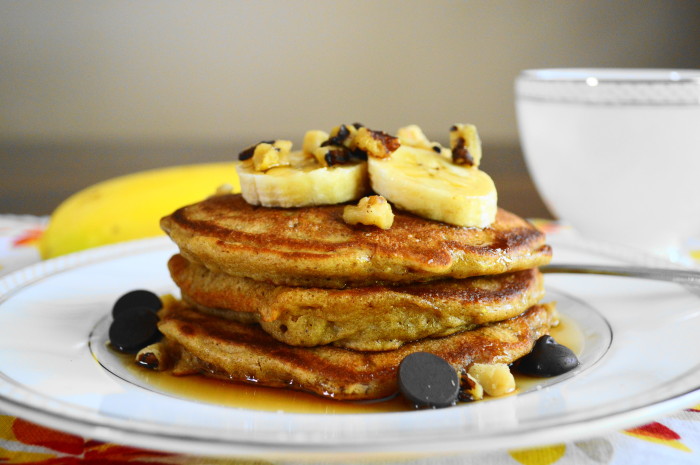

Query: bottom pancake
[144,299,558,400]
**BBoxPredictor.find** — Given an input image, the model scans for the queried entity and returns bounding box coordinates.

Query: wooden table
[0,141,553,219]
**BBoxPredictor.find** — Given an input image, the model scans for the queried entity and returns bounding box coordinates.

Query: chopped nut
[302,130,329,156]
[273,139,293,154]
[210,183,234,197]
[458,371,484,402]
[323,123,365,149]
[136,342,170,371]
[354,127,401,159]
[398,125,449,158]
[467,363,516,397]
[343,195,394,229]
[449,124,482,167]
[252,140,292,171]
[397,125,431,149]
[238,140,273,161]
[451,138,474,166]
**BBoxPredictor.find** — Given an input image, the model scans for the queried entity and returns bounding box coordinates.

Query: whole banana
[39,162,240,259]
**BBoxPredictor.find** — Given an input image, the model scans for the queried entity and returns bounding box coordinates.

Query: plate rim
[1,235,700,458]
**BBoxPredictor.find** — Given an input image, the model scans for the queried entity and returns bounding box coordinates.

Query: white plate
[1,236,699,460]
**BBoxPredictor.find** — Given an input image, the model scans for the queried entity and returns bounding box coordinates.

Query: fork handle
[541,264,700,288]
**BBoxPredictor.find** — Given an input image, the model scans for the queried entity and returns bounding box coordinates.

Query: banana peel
[39,162,239,259]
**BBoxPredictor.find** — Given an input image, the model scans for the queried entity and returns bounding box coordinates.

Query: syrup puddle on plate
[89,289,609,414]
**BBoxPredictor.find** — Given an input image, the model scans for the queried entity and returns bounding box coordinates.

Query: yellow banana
[39,162,240,259]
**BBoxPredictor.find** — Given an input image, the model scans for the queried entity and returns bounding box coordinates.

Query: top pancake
[161,194,552,288]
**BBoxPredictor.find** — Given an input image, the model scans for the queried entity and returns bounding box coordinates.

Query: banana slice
[236,151,370,208]
[368,145,497,227]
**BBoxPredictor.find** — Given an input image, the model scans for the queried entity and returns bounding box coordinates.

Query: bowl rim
[517,68,700,84]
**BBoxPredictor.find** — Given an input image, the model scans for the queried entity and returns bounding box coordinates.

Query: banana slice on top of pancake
[235,129,370,208]
[368,143,497,228]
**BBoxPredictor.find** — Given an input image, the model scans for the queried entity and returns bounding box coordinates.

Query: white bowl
[515,68,700,259]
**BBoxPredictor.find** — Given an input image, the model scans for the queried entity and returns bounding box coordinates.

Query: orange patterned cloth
[1,215,699,465]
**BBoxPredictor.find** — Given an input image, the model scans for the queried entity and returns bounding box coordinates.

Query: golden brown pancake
[160,194,552,288]
[151,299,557,400]
[168,254,546,350]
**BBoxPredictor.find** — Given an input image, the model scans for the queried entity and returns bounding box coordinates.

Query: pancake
[160,194,552,288]
[150,299,557,400]
[168,253,546,350]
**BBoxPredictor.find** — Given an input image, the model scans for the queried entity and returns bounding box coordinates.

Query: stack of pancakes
[151,193,555,400]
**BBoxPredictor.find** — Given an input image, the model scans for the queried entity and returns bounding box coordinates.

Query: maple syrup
[120,314,582,414]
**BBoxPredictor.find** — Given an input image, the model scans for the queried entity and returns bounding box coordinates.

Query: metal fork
[541,264,700,292]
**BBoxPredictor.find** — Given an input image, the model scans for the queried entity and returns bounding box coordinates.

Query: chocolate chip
[109,306,161,354]
[322,124,352,147]
[324,147,352,166]
[516,335,579,377]
[112,290,162,318]
[349,148,367,160]
[399,352,460,409]
[238,145,256,160]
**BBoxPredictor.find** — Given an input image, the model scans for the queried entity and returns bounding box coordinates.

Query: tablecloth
[1,214,699,465]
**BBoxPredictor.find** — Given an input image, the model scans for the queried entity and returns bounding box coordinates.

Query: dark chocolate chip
[516,335,579,377]
[399,352,460,409]
[112,290,162,318]
[238,145,256,160]
[325,124,352,147]
[109,306,161,354]
[324,147,351,166]
[349,148,368,160]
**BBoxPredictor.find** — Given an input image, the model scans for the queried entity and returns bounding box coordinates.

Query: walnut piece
[252,140,292,171]
[449,124,482,167]
[459,372,484,402]
[467,363,516,397]
[302,130,329,157]
[343,195,394,229]
[354,127,400,159]
[397,124,446,155]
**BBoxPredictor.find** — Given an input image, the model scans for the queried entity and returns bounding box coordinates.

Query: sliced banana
[368,145,497,228]
[236,150,370,208]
